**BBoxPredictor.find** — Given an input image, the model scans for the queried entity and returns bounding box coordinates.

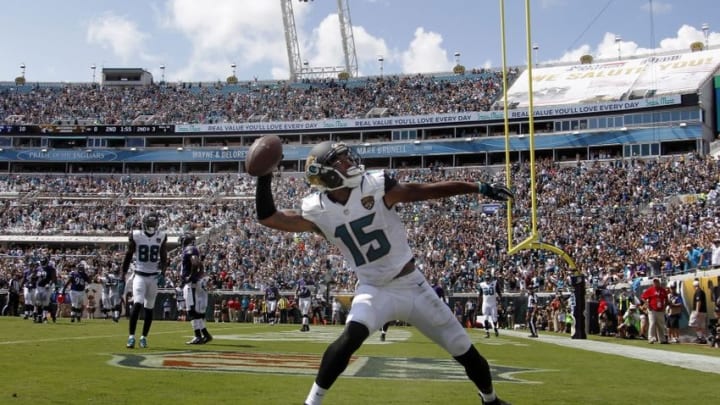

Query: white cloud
[306,15,346,70]
[554,44,594,64]
[401,27,453,74]
[165,0,393,81]
[305,14,388,77]
[270,66,289,81]
[553,24,715,64]
[165,0,295,81]
[86,14,149,63]
[351,25,389,76]
[161,1,717,81]
[656,24,713,50]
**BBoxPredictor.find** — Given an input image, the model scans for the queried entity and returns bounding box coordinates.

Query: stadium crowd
[0,174,248,235]
[0,70,515,125]
[1,152,719,301]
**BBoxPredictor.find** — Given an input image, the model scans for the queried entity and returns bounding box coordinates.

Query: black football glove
[480,182,514,201]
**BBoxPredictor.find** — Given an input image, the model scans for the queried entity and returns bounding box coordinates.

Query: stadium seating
[0,58,718,299]
[0,71,516,126]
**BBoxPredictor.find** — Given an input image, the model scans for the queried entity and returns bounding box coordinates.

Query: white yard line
[498,329,720,374]
[4,322,718,375]
[0,327,191,345]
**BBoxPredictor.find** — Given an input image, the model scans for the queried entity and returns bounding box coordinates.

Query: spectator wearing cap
[616,288,632,334]
[617,304,641,339]
[689,279,708,344]
[640,277,669,344]
[666,282,683,343]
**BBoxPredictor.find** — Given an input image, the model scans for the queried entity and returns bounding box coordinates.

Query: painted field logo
[110,351,540,383]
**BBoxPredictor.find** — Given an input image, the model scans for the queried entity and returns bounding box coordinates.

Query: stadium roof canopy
[502,49,720,108]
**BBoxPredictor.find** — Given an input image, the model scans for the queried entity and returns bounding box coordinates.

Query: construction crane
[281,0,359,81]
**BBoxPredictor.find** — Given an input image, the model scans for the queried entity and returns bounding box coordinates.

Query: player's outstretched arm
[256,174,317,233]
[385,180,514,205]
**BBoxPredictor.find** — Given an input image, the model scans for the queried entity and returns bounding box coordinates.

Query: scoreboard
[0,125,173,134]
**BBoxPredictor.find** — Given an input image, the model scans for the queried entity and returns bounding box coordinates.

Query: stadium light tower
[160,64,165,83]
[20,63,26,78]
[91,64,96,83]
[378,55,384,77]
[702,23,710,50]
[454,51,461,65]
[615,35,622,60]
[282,0,358,81]
[337,0,359,78]
[231,63,236,77]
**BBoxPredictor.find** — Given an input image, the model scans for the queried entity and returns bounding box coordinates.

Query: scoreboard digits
[0,125,173,134]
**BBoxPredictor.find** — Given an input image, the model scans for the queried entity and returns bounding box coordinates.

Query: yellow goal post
[497,0,577,270]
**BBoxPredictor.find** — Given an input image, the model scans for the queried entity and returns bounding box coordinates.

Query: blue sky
[2,0,718,83]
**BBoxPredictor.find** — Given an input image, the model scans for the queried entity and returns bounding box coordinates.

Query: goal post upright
[498,0,576,270]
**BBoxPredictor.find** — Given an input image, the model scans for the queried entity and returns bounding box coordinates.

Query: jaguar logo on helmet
[361,196,375,210]
[142,212,160,235]
[305,141,364,191]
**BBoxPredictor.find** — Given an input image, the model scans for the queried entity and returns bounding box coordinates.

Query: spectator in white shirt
[711,238,720,268]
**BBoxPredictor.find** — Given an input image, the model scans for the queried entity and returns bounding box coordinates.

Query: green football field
[1,317,717,404]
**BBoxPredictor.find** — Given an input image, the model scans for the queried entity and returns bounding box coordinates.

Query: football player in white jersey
[254,141,513,405]
[99,267,122,323]
[478,272,502,338]
[121,212,168,349]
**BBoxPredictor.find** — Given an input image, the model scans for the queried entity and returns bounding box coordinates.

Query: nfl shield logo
[361,196,375,210]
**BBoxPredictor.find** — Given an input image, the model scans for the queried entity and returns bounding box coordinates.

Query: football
[245,135,283,176]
